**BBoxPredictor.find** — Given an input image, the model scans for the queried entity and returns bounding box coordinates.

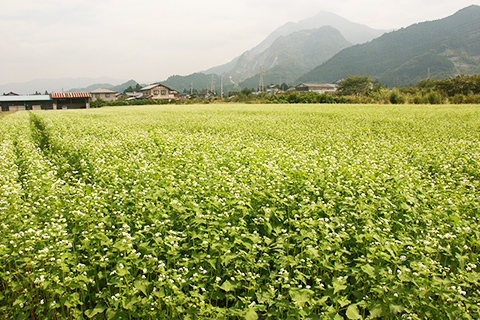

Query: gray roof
[91,88,118,94]
[141,83,176,92]
[0,95,52,102]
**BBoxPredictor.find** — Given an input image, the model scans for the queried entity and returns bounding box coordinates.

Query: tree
[124,83,142,93]
[240,88,252,96]
[337,75,373,96]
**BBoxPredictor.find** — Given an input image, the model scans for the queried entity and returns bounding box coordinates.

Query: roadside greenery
[1,104,479,319]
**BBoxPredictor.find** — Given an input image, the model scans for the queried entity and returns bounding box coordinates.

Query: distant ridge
[191,11,385,87]
[68,80,141,93]
[204,11,386,78]
[298,5,480,87]
[0,77,126,95]
[236,26,352,87]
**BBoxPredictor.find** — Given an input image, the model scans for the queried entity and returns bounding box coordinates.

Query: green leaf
[123,295,141,310]
[13,296,27,306]
[85,303,106,318]
[106,308,117,320]
[333,280,347,294]
[369,303,383,317]
[361,264,376,278]
[245,308,258,320]
[256,291,272,304]
[134,280,148,295]
[389,304,403,314]
[456,253,468,269]
[306,246,320,258]
[220,280,235,292]
[334,313,344,320]
[346,304,362,320]
[290,288,313,304]
[338,296,351,307]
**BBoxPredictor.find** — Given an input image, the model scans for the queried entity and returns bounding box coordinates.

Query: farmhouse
[0,95,53,112]
[124,91,143,100]
[197,89,215,99]
[91,88,118,102]
[295,83,337,93]
[140,83,178,100]
[50,92,92,109]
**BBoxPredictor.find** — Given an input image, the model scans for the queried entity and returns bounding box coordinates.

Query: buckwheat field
[1,104,479,319]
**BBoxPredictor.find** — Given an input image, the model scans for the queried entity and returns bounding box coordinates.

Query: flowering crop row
[0,104,479,319]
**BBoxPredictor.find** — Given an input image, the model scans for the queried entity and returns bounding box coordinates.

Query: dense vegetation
[298,5,480,87]
[93,74,480,107]
[1,104,479,319]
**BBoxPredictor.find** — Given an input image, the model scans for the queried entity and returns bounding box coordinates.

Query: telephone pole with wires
[259,65,265,92]
[211,74,216,94]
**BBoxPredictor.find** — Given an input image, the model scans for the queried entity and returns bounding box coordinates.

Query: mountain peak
[298,5,480,87]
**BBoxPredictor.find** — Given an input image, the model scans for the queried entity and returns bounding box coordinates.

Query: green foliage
[89,74,480,107]
[123,83,142,93]
[389,89,406,104]
[337,75,373,96]
[90,98,107,108]
[1,105,480,319]
[297,6,480,87]
[163,73,224,94]
[437,74,480,96]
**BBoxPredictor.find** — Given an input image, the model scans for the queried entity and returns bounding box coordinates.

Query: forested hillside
[298,5,480,87]
[235,26,351,88]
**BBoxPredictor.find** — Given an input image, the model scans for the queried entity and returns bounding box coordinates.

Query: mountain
[298,5,480,87]
[164,73,219,94]
[68,80,141,93]
[0,77,126,95]
[204,11,386,76]
[164,26,351,92]
[236,26,351,87]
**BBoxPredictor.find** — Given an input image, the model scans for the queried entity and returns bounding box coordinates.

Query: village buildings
[140,83,178,100]
[0,92,91,112]
[91,88,119,102]
[294,83,337,93]
[1,81,339,112]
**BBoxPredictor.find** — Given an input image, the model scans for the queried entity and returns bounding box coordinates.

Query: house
[295,83,337,93]
[0,95,53,112]
[140,83,178,100]
[178,92,191,100]
[124,91,143,100]
[91,88,118,102]
[197,89,215,99]
[50,92,91,109]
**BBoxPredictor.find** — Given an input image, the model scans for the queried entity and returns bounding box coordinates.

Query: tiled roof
[51,92,91,98]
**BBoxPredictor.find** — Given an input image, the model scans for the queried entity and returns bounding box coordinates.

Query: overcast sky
[1,0,479,85]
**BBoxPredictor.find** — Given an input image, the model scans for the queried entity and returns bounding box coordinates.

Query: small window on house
[154,90,159,95]
[105,94,110,98]
[161,90,167,95]
[95,94,100,98]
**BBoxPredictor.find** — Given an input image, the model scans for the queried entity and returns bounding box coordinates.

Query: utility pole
[259,65,265,92]
[221,75,224,98]
[190,82,193,95]
[211,74,216,94]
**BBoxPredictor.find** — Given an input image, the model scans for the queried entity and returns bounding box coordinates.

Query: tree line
[91,74,480,107]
